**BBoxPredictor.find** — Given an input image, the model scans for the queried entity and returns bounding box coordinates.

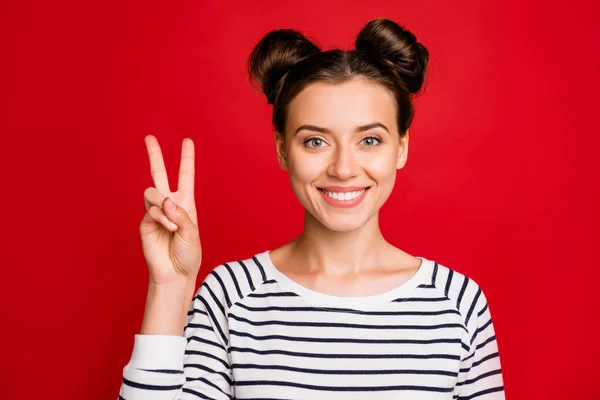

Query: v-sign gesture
[140,135,202,288]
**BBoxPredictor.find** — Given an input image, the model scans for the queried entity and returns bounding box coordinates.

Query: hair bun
[248,29,320,104]
[355,18,429,94]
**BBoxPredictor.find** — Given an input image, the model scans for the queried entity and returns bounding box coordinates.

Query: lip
[318,186,370,208]
[318,185,370,193]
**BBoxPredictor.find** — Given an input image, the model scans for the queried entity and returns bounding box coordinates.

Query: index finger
[177,137,195,196]
[144,135,171,194]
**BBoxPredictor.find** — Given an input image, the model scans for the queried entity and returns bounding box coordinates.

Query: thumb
[163,197,194,237]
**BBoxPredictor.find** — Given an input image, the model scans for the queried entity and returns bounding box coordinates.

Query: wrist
[148,277,196,300]
[140,280,197,335]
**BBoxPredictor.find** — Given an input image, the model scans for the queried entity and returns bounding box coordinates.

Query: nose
[327,143,359,180]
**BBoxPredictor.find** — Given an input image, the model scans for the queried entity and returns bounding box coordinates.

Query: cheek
[287,151,323,183]
[363,151,398,180]
[286,156,322,205]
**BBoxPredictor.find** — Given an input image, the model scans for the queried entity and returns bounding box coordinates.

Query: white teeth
[322,189,366,201]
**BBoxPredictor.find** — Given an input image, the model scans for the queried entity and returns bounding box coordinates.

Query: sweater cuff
[128,334,187,370]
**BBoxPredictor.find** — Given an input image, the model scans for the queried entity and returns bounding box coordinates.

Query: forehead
[287,78,397,133]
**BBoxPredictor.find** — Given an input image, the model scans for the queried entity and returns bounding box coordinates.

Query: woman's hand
[139,135,202,288]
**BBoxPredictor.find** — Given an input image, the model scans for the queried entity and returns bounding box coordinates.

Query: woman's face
[275,77,410,232]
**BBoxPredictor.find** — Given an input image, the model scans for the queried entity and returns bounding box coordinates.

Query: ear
[274,130,289,171]
[396,129,409,170]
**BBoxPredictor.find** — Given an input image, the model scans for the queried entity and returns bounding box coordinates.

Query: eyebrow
[293,122,389,136]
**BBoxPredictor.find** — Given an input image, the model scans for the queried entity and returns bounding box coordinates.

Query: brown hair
[247,18,429,139]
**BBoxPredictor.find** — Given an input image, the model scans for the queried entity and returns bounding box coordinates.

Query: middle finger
[177,137,195,197]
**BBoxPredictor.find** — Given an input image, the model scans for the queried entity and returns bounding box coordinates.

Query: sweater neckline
[255,250,433,310]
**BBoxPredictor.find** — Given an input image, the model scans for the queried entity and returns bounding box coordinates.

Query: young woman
[119,18,505,400]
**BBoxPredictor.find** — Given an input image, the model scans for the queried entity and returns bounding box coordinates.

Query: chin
[315,213,372,233]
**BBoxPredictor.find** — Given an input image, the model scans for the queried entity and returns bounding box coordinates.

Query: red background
[2,0,599,398]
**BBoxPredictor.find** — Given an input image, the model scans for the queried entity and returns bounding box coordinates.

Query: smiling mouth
[317,187,371,193]
[317,186,371,201]
[317,186,370,208]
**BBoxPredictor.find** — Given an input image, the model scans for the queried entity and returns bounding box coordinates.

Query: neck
[288,209,390,277]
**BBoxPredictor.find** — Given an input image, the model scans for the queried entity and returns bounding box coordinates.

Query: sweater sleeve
[455,289,505,399]
[119,275,233,400]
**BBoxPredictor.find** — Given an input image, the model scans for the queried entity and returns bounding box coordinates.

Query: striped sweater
[120,250,505,399]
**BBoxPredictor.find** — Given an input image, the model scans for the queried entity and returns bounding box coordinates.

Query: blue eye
[303,138,326,148]
[361,136,383,146]
[303,136,383,148]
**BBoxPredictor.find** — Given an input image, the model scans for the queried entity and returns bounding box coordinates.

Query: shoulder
[430,260,491,331]
[198,250,271,308]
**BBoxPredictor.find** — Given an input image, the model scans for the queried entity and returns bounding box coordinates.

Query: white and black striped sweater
[120,250,505,399]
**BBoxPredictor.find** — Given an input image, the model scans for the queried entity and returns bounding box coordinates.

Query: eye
[303,137,327,148]
[361,136,383,147]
